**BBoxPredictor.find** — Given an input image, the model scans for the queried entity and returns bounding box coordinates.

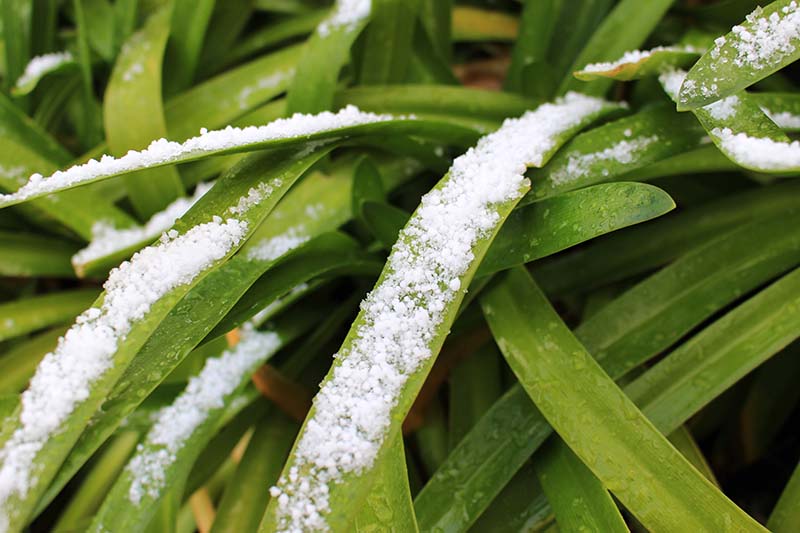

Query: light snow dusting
[727,2,800,69]
[72,183,213,270]
[549,135,659,186]
[661,69,741,120]
[761,107,800,129]
[268,92,610,532]
[15,52,73,89]
[712,127,800,170]
[0,217,247,522]
[705,95,740,120]
[580,45,700,74]
[247,227,310,263]
[317,0,372,37]
[0,106,396,207]
[126,325,281,505]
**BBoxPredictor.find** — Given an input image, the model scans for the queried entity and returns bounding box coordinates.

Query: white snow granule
[0,106,396,206]
[727,2,800,69]
[126,325,281,504]
[761,107,800,129]
[317,0,372,37]
[682,2,800,101]
[246,226,310,263]
[549,136,659,186]
[704,95,741,120]
[711,127,800,170]
[268,92,611,532]
[72,183,213,269]
[15,52,73,89]
[0,217,247,518]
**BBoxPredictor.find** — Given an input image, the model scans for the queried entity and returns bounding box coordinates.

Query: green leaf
[0,230,77,277]
[35,156,402,515]
[0,288,99,342]
[661,70,797,173]
[751,91,800,131]
[478,182,676,276]
[0,115,472,209]
[574,46,702,81]
[11,54,76,96]
[470,463,553,533]
[626,265,800,436]
[0,147,329,530]
[195,0,253,79]
[534,437,629,533]
[769,460,800,532]
[225,11,323,68]
[558,0,675,96]
[210,410,298,533]
[357,0,419,85]
[529,105,705,202]
[450,6,517,43]
[360,201,408,249]
[418,0,451,64]
[88,311,314,533]
[447,345,503,449]
[286,2,370,114]
[0,93,136,241]
[165,44,303,141]
[351,157,385,219]
[668,426,719,486]
[335,85,536,121]
[0,137,137,241]
[52,430,140,531]
[73,0,102,148]
[480,267,766,532]
[163,0,215,94]
[261,94,618,532]
[1,0,31,92]
[0,327,65,394]
[575,211,800,379]
[415,199,800,533]
[32,148,334,512]
[678,0,800,109]
[104,7,185,219]
[738,346,800,462]
[534,181,800,295]
[505,0,559,98]
[353,435,419,532]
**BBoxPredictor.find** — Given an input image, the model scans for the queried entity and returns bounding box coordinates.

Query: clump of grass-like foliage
[1,0,800,531]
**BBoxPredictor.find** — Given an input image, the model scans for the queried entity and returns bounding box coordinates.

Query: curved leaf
[678,0,800,109]
[481,267,767,532]
[104,7,184,218]
[575,46,702,81]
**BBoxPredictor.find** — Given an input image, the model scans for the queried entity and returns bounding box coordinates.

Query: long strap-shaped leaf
[662,69,800,173]
[32,158,417,516]
[415,210,800,531]
[678,0,800,109]
[352,435,419,532]
[88,318,301,533]
[286,0,372,114]
[770,459,800,532]
[480,267,766,532]
[261,93,619,532]
[557,0,675,96]
[0,107,476,209]
[526,104,704,203]
[105,6,185,218]
[0,146,329,531]
[533,437,629,532]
